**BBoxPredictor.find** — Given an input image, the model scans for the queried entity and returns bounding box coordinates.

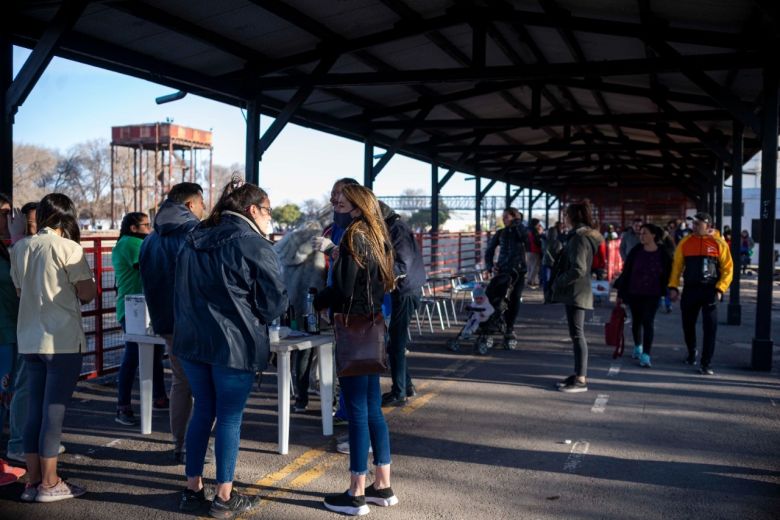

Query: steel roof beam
[433,141,709,152]
[108,1,268,63]
[371,109,730,129]
[256,52,765,89]
[643,31,761,135]
[6,0,88,117]
[259,55,337,156]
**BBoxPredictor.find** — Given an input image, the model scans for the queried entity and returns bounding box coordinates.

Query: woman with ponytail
[10,193,95,502]
[172,178,288,517]
[314,184,399,516]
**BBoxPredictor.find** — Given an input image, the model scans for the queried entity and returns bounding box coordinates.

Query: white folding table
[123,333,167,435]
[270,334,334,455]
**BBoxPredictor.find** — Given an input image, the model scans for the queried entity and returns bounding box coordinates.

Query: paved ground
[2,277,779,519]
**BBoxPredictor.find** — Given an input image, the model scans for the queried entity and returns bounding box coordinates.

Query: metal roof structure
[1,2,779,378]
[4,0,778,205]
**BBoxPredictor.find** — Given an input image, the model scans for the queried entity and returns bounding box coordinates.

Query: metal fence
[76,231,490,378]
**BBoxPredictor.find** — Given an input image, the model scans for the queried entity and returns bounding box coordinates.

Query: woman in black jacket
[173,179,287,518]
[615,223,673,368]
[315,184,398,516]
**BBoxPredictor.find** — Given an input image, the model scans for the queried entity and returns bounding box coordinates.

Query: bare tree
[11,143,59,204]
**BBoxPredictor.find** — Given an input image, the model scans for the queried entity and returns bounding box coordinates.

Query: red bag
[605,304,626,358]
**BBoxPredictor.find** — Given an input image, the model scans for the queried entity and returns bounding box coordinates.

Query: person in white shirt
[10,193,96,503]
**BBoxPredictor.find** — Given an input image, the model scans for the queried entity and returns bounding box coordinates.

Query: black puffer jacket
[485,220,530,274]
[172,213,288,372]
[380,203,426,297]
[314,230,386,315]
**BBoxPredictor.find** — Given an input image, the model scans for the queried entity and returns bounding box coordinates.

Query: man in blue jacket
[139,182,205,463]
[379,202,426,406]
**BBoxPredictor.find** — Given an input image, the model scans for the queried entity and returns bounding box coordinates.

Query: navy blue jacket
[139,200,200,335]
[485,220,530,274]
[381,204,426,297]
[172,213,288,372]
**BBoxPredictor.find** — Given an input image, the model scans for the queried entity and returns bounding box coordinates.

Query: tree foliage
[407,206,450,231]
[272,203,302,229]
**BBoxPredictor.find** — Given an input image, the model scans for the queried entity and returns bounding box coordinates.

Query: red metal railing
[79,236,123,379]
[75,232,494,377]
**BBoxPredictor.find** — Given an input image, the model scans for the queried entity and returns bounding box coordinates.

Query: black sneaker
[381,392,407,407]
[115,409,138,426]
[555,375,576,389]
[323,491,369,516]
[209,490,259,519]
[684,351,697,365]
[365,484,399,507]
[179,488,208,513]
[406,385,417,398]
[699,365,714,376]
[292,401,307,413]
[559,380,588,393]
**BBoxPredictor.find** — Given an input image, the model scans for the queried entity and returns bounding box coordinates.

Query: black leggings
[628,296,660,354]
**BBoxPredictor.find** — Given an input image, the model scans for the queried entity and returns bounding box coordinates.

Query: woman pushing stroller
[484,207,530,348]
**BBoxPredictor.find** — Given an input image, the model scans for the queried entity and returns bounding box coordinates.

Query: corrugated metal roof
[9,0,778,200]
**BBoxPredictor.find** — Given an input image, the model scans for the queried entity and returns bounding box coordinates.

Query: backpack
[605,304,627,358]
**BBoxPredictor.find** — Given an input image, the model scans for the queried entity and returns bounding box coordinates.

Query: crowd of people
[0,185,737,516]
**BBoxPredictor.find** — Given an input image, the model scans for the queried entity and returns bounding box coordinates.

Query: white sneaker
[336,441,372,455]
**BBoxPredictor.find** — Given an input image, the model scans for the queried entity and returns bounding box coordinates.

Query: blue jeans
[339,374,391,475]
[7,352,27,453]
[117,318,166,408]
[180,359,254,484]
[388,293,419,397]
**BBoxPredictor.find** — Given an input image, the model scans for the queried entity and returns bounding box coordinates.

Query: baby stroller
[446,268,522,355]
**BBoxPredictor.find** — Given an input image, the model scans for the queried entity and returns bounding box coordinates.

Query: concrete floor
[2,278,779,519]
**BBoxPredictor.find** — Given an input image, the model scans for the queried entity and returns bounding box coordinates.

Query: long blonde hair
[341,185,395,293]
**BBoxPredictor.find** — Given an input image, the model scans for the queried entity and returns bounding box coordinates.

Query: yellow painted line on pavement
[233,355,482,517]
[254,447,326,488]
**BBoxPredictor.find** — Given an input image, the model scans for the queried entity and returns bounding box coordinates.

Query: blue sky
[12,46,514,210]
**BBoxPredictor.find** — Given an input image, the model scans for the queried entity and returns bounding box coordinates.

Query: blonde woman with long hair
[314,184,398,516]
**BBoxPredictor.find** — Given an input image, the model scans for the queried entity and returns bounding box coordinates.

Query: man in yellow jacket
[668,212,733,375]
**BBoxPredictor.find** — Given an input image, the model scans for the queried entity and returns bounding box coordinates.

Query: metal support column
[431,163,440,269]
[727,122,743,325]
[715,160,724,230]
[527,183,533,222]
[475,176,482,233]
[110,145,115,229]
[245,98,260,184]
[751,66,778,371]
[363,138,374,189]
[545,193,550,228]
[0,32,11,197]
[505,183,511,210]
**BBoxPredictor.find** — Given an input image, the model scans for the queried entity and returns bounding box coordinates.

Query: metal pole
[363,138,374,189]
[505,182,511,209]
[475,176,482,233]
[110,144,115,229]
[245,99,260,184]
[132,148,137,212]
[0,32,12,198]
[545,192,550,228]
[715,160,724,230]
[751,65,778,371]
[431,163,439,270]
[208,147,214,209]
[527,182,533,223]
[727,121,743,326]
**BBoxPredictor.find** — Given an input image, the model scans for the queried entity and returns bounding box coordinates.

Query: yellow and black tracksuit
[668,232,733,368]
